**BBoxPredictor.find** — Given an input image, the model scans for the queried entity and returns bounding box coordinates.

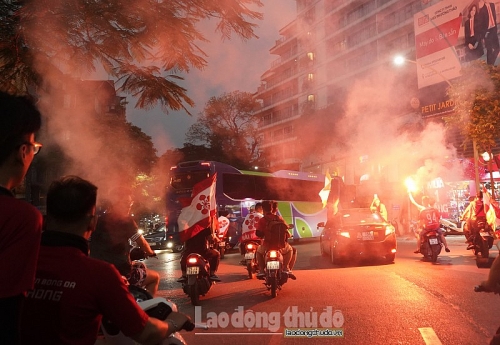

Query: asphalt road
[143,234,500,345]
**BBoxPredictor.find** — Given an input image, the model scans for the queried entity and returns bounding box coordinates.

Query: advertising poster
[414,0,500,116]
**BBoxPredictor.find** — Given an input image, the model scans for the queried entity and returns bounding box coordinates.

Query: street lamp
[393,55,452,87]
[481,151,496,200]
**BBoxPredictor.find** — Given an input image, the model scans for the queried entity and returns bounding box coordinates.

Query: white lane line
[419,327,443,345]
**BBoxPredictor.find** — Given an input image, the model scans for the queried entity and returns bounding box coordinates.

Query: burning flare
[405,177,417,193]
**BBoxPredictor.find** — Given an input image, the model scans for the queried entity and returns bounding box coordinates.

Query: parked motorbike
[420,230,442,263]
[468,219,494,259]
[242,239,260,279]
[97,285,198,345]
[181,253,214,306]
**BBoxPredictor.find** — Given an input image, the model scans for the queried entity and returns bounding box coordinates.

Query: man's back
[419,207,440,230]
[20,231,148,345]
[257,214,288,248]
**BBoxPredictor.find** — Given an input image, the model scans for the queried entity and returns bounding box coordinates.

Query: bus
[165,160,346,240]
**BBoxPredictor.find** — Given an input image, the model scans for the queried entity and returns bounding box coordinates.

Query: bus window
[170,171,210,189]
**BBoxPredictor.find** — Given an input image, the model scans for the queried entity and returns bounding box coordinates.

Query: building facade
[253,0,500,226]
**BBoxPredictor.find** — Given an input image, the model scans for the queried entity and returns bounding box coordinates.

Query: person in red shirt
[0,91,43,344]
[19,176,189,345]
[409,193,450,254]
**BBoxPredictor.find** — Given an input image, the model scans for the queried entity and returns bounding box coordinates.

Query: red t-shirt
[0,194,43,298]
[419,207,440,231]
[19,232,148,345]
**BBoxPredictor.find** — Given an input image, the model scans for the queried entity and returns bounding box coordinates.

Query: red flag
[177,173,217,242]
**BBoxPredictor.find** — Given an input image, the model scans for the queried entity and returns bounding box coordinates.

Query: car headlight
[385,226,395,236]
[338,231,350,238]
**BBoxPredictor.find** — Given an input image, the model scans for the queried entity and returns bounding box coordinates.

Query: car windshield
[340,209,385,226]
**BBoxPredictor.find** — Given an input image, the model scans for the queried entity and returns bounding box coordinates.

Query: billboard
[413,0,500,115]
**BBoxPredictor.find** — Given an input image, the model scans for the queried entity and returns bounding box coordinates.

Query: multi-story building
[253,0,499,224]
[254,0,442,174]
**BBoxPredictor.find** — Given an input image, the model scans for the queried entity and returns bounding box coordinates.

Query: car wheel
[320,240,327,257]
[330,243,340,265]
[385,253,395,263]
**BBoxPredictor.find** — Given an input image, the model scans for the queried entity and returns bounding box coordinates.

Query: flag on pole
[178,173,217,242]
[319,170,332,208]
[483,186,500,223]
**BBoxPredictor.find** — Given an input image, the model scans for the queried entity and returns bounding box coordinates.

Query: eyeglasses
[22,141,43,155]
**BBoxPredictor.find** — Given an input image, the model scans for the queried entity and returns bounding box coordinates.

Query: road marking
[419,327,443,345]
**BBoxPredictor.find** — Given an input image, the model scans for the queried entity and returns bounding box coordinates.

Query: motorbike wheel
[172,244,184,253]
[431,245,439,263]
[480,239,490,259]
[219,246,225,259]
[270,276,278,298]
[189,284,200,306]
[246,262,254,279]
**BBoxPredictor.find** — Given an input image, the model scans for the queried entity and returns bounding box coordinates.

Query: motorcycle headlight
[167,242,173,248]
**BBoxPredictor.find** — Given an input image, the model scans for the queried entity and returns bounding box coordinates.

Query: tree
[0,0,263,114]
[446,61,500,156]
[185,90,263,168]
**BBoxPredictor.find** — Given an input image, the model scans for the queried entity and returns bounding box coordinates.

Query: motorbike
[97,285,199,345]
[181,253,214,306]
[242,239,260,279]
[257,247,293,298]
[129,246,157,290]
[217,216,230,259]
[420,230,442,263]
[468,219,494,259]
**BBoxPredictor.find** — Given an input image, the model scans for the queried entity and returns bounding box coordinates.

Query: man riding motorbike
[409,193,450,254]
[255,200,297,279]
[462,190,492,250]
[177,216,221,282]
[90,187,160,296]
[239,202,264,263]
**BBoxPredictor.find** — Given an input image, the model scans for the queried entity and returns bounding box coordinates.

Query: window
[307,94,315,102]
[307,52,314,60]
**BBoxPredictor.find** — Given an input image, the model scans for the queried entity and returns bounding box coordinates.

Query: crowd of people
[0,90,300,344]
[0,91,189,344]
[3,90,500,344]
